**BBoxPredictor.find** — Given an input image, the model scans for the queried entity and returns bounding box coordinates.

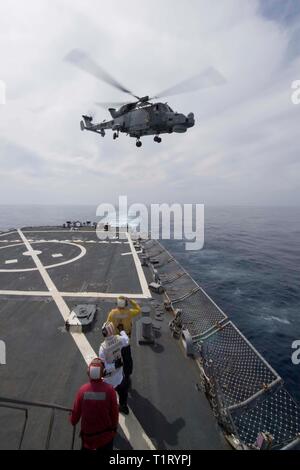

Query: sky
[0,0,300,206]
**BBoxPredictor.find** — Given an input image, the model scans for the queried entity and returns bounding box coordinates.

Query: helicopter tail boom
[80,115,112,136]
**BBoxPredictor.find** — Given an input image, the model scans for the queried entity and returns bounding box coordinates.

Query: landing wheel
[136,140,142,148]
[113,132,118,140]
[154,136,162,143]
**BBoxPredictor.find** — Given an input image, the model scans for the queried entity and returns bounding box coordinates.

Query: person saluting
[107,297,141,380]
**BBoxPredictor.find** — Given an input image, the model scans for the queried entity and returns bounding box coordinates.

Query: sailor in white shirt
[99,322,130,415]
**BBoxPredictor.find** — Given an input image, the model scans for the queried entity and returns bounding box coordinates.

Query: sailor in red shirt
[70,358,119,451]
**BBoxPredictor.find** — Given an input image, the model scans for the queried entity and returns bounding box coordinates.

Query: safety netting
[143,239,300,449]
[230,386,300,449]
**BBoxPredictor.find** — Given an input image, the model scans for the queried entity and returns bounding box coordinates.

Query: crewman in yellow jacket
[107,296,141,380]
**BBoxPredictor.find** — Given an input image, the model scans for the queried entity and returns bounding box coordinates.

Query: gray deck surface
[0,227,229,450]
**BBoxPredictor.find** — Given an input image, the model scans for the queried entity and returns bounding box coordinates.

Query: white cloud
[0,0,299,205]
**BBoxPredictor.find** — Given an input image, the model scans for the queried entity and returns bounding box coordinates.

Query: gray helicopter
[65,49,225,147]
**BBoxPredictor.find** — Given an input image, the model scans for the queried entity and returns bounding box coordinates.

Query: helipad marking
[16,229,155,451]
[0,231,17,238]
[60,292,147,299]
[52,253,63,258]
[23,250,42,256]
[22,230,106,233]
[5,259,18,265]
[0,241,86,273]
[0,290,52,297]
[121,250,142,256]
[10,237,128,245]
[126,232,151,298]
[0,290,148,299]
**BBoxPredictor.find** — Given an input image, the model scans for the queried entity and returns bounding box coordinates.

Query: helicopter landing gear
[154,135,162,143]
[136,139,142,148]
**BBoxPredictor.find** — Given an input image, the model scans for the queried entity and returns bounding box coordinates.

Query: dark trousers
[121,344,133,378]
[115,377,129,406]
[81,438,114,451]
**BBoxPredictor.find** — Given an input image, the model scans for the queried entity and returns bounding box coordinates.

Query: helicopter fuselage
[81,102,194,144]
[67,48,223,146]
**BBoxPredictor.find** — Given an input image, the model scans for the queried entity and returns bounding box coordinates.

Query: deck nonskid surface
[0,228,228,450]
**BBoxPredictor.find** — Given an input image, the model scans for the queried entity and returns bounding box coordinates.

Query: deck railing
[0,396,76,450]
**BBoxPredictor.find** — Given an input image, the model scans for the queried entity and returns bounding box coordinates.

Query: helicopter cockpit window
[158,103,172,112]
[155,104,167,111]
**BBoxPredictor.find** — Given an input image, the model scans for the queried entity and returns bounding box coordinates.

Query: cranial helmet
[88,357,104,380]
[102,321,115,338]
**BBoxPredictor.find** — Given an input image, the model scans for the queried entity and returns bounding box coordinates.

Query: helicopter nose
[172,112,195,132]
[186,112,195,127]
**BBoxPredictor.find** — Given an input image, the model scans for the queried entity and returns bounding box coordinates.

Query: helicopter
[65,49,225,147]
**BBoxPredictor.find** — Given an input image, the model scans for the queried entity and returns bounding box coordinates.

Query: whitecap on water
[262,315,290,325]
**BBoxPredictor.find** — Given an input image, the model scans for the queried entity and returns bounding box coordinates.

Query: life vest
[101,335,123,365]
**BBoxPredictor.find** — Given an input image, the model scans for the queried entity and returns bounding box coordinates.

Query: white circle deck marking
[0,241,86,273]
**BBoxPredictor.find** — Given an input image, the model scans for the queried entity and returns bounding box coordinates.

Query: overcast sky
[0,0,299,206]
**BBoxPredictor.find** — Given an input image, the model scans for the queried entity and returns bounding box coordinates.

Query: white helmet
[117,296,127,308]
[88,358,104,381]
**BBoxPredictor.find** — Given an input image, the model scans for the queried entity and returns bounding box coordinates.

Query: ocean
[0,204,299,403]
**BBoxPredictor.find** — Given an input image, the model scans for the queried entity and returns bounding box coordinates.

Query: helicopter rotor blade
[65,49,140,100]
[95,101,131,109]
[151,67,226,99]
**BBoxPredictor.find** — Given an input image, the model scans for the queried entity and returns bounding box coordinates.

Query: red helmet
[88,357,104,380]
